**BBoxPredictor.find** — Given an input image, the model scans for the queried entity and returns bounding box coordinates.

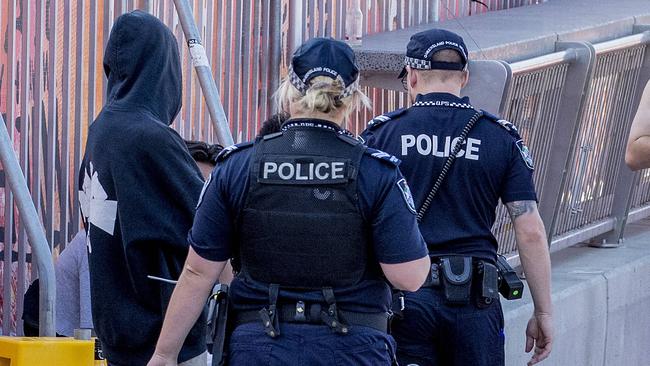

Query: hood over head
[103,10,182,125]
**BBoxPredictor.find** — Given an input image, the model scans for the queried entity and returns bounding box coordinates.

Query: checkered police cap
[398,29,469,78]
[288,37,360,98]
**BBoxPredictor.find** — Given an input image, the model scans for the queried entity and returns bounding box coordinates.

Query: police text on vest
[401,134,481,160]
[262,161,346,181]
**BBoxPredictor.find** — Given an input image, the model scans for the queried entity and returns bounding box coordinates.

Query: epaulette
[481,110,520,135]
[215,141,254,162]
[482,110,534,170]
[366,108,407,130]
[365,147,401,167]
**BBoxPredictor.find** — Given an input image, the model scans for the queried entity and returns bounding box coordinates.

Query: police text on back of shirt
[401,134,481,160]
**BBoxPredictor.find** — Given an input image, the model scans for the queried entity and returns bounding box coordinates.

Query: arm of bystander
[626,81,650,171]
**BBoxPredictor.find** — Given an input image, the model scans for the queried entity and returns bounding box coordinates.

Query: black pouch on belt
[476,260,499,308]
[439,256,473,305]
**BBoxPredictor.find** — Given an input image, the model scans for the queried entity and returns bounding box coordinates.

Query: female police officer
[148,37,430,366]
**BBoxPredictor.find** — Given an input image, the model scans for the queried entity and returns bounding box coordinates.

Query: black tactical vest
[237,121,370,290]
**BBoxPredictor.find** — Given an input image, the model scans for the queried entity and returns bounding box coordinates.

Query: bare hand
[525,313,553,365]
[147,353,177,366]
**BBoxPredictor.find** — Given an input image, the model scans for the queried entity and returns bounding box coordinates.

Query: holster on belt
[206,283,229,366]
[439,256,473,305]
[476,260,499,308]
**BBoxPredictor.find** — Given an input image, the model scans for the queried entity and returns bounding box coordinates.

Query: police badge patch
[397,178,417,214]
[516,139,534,170]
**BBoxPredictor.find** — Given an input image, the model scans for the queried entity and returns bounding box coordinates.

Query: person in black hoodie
[79,11,206,366]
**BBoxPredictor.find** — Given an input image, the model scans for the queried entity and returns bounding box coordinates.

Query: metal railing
[493,54,574,254]
[488,32,650,259]
[0,114,55,336]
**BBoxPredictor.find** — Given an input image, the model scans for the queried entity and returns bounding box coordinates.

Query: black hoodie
[79,11,205,365]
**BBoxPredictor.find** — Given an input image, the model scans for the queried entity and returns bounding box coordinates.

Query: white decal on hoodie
[79,162,118,252]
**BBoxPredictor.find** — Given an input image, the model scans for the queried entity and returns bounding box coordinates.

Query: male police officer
[149,38,430,366]
[361,29,553,366]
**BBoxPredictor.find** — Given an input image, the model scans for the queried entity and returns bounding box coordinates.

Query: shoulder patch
[215,141,254,162]
[366,108,407,130]
[516,139,535,170]
[397,178,417,215]
[365,147,401,166]
[482,110,534,170]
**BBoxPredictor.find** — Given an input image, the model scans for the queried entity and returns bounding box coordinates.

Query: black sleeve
[112,125,204,293]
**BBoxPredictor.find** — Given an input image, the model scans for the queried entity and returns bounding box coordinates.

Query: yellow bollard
[0,336,94,366]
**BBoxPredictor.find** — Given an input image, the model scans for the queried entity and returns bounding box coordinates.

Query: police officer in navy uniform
[148,37,431,366]
[361,29,554,366]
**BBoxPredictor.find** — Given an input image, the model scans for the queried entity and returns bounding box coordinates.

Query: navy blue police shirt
[361,93,537,262]
[189,119,428,314]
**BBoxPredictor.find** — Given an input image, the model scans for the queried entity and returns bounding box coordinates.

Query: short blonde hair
[275,76,371,119]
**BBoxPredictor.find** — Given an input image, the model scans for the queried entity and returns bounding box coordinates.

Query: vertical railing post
[594,30,650,246]
[268,0,282,115]
[0,115,56,336]
[287,0,304,54]
[543,42,595,241]
[2,0,17,336]
[345,0,363,46]
[172,0,234,146]
[137,0,154,13]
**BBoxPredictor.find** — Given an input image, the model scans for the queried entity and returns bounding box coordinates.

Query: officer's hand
[147,353,177,366]
[525,313,553,365]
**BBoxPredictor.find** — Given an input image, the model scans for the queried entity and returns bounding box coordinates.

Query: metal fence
[0,0,538,336]
[493,59,571,254]
[486,33,650,259]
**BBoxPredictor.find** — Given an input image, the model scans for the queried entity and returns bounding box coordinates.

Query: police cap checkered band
[288,66,309,94]
[290,37,360,97]
[288,65,359,98]
[397,28,468,78]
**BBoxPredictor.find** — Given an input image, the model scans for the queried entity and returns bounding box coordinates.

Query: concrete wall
[503,219,650,365]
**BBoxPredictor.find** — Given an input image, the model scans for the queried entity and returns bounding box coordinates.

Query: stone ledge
[354,0,650,75]
[502,218,650,365]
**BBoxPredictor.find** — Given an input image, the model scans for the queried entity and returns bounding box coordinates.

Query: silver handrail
[172,0,234,147]
[509,49,578,74]
[0,114,55,336]
[593,32,650,54]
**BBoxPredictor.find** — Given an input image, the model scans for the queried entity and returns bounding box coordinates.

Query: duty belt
[233,303,389,333]
[421,256,500,307]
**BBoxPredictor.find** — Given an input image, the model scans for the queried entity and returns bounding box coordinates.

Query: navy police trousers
[391,287,505,366]
[227,322,397,365]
